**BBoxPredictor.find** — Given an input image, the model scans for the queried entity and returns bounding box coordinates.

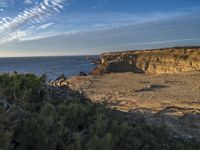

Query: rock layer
[92,47,200,74]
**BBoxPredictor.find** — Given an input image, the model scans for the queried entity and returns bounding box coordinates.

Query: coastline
[1,47,200,146]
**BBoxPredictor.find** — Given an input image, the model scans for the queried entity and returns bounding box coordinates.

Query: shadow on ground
[134,84,168,92]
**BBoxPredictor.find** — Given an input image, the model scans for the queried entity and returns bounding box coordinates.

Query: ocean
[0,56,97,80]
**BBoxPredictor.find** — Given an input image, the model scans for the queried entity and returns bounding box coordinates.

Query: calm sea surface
[0,56,97,80]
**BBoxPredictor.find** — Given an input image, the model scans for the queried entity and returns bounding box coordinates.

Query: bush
[0,73,46,104]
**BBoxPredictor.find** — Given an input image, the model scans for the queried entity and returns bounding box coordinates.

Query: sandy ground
[68,71,200,112]
[66,71,200,140]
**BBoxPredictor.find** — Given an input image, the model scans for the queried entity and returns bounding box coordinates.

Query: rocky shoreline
[92,46,200,75]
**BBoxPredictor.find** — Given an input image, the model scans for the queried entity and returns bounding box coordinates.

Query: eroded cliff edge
[92,47,200,74]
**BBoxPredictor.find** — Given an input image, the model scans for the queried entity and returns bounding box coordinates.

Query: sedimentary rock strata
[92,47,200,74]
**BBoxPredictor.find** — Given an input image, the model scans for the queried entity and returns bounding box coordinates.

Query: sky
[0,0,200,57]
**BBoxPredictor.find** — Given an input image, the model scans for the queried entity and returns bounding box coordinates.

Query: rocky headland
[92,46,200,75]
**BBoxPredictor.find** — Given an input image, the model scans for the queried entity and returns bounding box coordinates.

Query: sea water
[0,56,97,80]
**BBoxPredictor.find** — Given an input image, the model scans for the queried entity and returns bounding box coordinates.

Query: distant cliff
[92,47,200,74]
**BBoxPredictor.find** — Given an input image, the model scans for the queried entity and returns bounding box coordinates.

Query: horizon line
[0,54,100,59]
[1,45,200,58]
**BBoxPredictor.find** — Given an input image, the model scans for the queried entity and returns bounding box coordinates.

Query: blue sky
[0,0,200,57]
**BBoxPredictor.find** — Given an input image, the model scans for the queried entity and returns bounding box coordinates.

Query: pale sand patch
[67,71,200,113]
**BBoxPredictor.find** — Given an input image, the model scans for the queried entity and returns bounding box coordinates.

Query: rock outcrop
[92,47,200,74]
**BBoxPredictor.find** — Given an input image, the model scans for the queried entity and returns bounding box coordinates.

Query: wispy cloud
[0,0,67,33]
[0,9,198,44]
[0,0,73,44]
[0,30,29,43]
[37,22,54,30]
[24,0,34,4]
[3,9,199,55]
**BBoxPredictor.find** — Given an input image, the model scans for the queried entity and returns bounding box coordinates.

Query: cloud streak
[37,22,54,30]
[0,30,29,43]
[24,0,34,4]
[0,0,72,44]
[0,0,67,33]
[2,11,189,43]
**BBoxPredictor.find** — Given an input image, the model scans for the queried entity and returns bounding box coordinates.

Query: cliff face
[92,47,200,74]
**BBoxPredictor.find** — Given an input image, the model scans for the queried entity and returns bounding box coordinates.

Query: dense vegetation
[0,73,199,150]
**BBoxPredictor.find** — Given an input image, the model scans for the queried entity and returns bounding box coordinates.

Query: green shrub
[0,73,46,104]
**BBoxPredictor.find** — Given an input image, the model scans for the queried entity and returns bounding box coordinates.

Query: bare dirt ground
[66,71,200,140]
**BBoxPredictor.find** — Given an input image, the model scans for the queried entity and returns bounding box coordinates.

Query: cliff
[92,47,200,74]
